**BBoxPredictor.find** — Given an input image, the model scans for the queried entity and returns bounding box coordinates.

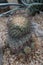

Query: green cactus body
[7,14,31,49]
[8,14,30,38]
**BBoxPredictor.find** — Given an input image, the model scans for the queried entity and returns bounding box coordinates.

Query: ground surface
[0,13,43,65]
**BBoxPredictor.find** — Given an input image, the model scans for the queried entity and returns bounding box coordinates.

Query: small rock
[24,46,31,54]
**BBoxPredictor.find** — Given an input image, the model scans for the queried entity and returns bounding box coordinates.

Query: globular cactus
[7,14,31,49]
[8,14,30,39]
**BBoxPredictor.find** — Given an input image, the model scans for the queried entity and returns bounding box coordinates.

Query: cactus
[7,14,31,49]
[8,14,30,39]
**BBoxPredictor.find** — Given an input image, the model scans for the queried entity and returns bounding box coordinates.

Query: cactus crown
[8,14,30,39]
